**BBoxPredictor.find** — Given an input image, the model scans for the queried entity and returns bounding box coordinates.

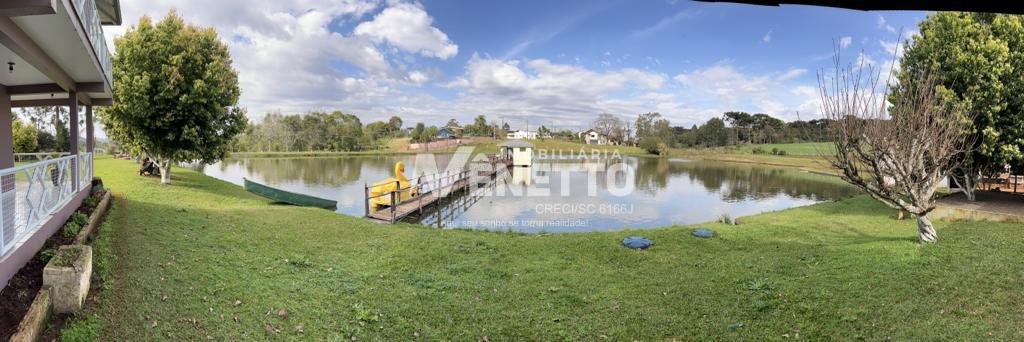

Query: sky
[102,0,924,131]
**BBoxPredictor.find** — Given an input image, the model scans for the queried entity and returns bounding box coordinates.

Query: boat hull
[243,178,337,209]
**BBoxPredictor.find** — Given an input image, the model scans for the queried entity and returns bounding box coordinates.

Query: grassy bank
[65,156,1024,340]
[230,139,834,174]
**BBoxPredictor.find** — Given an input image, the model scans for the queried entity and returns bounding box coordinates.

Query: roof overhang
[0,0,120,106]
[694,1,1024,14]
[95,0,120,25]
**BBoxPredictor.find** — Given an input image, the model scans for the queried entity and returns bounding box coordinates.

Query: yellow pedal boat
[369,161,419,207]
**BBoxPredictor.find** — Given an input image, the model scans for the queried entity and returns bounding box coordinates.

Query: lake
[198,154,856,232]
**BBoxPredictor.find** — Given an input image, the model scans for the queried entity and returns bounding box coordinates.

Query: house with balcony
[0,0,121,288]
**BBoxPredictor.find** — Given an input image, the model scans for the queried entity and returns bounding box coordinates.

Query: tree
[387,116,403,135]
[12,118,38,153]
[820,53,973,243]
[722,111,753,143]
[36,130,57,152]
[695,118,728,147]
[893,12,1024,200]
[536,125,551,139]
[53,114,69,152]
[464,115,493,137]
[411,123,426,143]
[592,113,625,144]
[100,11,247,183]
[635,112,673,154]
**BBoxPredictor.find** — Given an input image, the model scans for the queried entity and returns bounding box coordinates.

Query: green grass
[732,142,835,156]
[76,156,1024,340]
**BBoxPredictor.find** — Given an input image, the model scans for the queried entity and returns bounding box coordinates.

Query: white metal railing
[13,152,71,163]
[0,153,93,258]
[70,0,112,86]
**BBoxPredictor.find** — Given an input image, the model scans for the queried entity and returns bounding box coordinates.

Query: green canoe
[243,178,337,209]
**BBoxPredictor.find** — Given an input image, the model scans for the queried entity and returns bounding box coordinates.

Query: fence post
[391,180,398,223]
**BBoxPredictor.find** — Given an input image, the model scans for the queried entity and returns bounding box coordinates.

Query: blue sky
[106,0,924,130]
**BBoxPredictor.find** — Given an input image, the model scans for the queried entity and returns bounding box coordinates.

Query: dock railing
[364,155,505,224]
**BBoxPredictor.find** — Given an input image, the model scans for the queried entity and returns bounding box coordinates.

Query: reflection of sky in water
[200,156,856,232]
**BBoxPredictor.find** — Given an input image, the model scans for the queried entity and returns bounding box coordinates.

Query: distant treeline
[233,110,828,153]
[594,111,829,155]
[233,111,404,152]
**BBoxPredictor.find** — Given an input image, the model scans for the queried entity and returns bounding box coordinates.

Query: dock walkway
[365,155,510,223]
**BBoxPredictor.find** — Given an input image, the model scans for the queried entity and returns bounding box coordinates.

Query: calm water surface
[199,155,856,232]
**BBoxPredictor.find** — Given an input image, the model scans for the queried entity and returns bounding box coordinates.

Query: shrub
[70,211,88,226]
[751,147,767,154]
[62,221,81,238]
[83,196,99,208]
[38,248,56,263]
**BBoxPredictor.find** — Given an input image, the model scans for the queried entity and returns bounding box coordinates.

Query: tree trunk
[953,173,977,201]
[916,214,937,243]
[159,159,172,184]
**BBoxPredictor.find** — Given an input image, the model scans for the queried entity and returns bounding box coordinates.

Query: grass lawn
[732,142,835,156]
[71,156,1024,340]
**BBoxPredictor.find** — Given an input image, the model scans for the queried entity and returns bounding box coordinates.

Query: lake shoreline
[68,155,1024,340]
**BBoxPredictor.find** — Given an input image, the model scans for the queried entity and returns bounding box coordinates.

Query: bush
[639,136,669,155]
[83,196,99,208]
[62,221,81,238]
[70,211,88,226]
[38,248,56,263]
[751,146,767,154]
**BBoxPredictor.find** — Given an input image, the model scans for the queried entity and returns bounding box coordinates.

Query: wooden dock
[365,155,510,224]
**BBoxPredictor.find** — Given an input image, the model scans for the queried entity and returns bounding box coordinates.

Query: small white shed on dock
[499,139,534,167]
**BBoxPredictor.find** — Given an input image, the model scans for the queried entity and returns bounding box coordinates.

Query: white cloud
[776,68,807,82]
[839,36,852,49]
[102,0,471,120]
[877,15,896,33]
[354,2,458,59]
[416,55,682,128]
[630,9,700,38]
[856,52,876,67]
[407,71,429,85]
[673,62,819,121]
[762,30,773,43]
[879,39,902,57]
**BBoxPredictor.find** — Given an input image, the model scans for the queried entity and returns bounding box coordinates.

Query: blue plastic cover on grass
[692,228,715,238]
[622,236,652,249]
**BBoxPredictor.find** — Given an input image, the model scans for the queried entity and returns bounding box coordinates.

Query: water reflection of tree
[231,157,373,185]
[632,158,855,201]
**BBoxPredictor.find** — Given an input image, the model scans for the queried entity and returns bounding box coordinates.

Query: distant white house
[506,130,538,140]
[579,129,608,145]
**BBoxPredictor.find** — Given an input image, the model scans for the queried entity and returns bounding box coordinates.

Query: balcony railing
[69,0,112,87]
[0,153,93,258]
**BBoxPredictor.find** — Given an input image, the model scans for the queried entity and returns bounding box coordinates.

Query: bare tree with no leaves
[817,53,973,243]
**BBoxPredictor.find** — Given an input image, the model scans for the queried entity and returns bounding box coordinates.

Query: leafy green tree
[100,11,247,183]
[722,111,753,143]
[635,112,674,154]
[411,123,426,143]
[12,118,37,153]
[696,117,728,147]
[464,115,494,137]
[35,130,56,152]
[536,125,551,139]
[53,114,69,152]
[387,116,403,135]
[893,12,1024,199]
